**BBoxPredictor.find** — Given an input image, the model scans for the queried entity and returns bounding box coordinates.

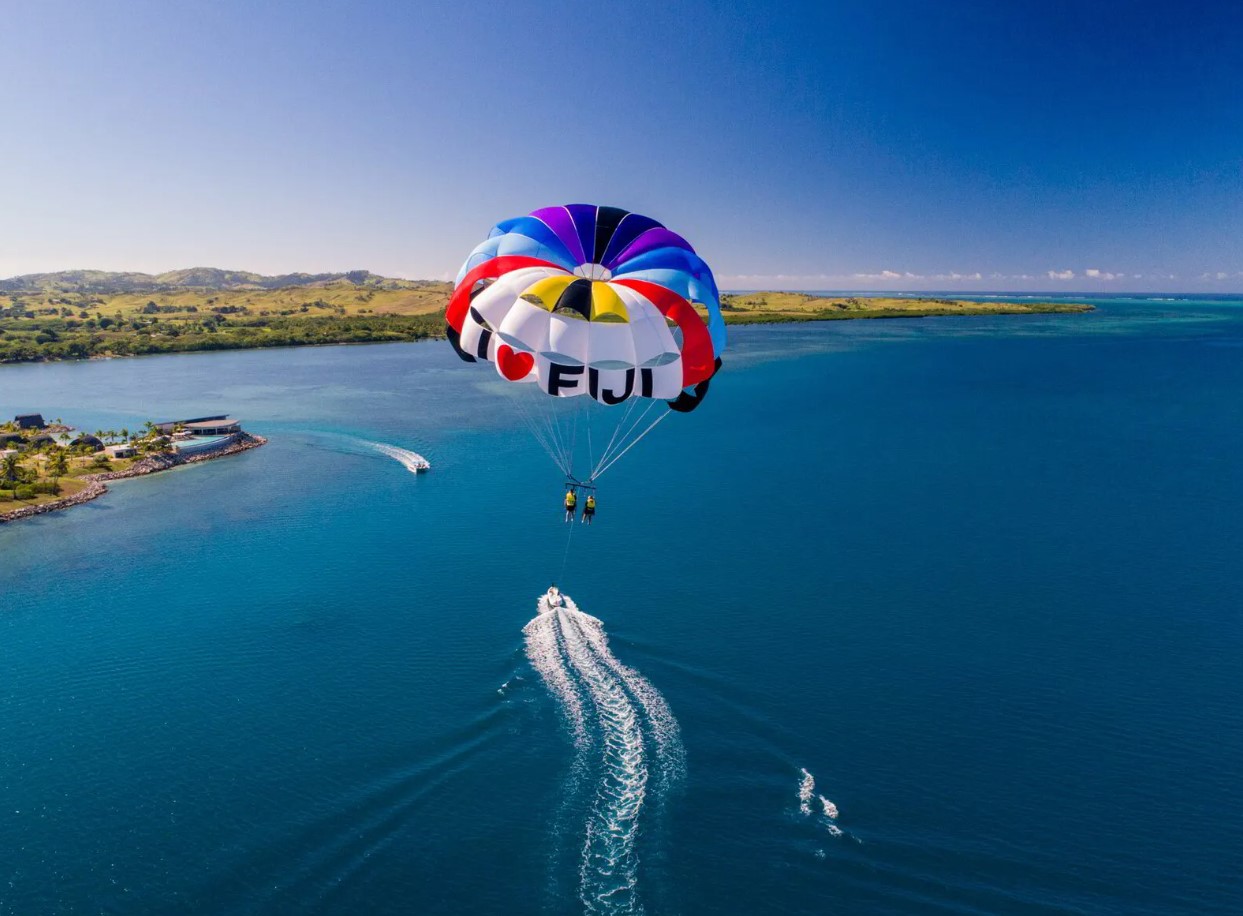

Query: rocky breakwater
[0,433,267,524]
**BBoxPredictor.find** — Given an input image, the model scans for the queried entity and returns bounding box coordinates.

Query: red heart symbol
[497,344,534,381]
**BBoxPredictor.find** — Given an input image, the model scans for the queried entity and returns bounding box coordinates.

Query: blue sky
[2,0,1240,291]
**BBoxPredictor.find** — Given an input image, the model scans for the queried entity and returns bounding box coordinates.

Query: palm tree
[120,427,130,442]
[48,448,68,485]
[2,452,19,485]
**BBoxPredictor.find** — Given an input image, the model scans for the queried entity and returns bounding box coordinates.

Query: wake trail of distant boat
[522,590,682,915]
[798,768,848,840]
[368,441,430,474]
[303,432,430,473]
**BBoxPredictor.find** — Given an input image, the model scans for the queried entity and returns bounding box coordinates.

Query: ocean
[2,294,1241,914]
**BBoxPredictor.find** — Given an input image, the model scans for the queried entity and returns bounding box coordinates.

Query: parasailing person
[443,204,726,510]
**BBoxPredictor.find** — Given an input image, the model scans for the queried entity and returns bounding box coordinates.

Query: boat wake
[523,590,683,915]
[369,441,430,473]
[303,433,430,473]
[797,767,852,841]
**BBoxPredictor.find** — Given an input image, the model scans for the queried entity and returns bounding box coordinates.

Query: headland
[0,412,265,524]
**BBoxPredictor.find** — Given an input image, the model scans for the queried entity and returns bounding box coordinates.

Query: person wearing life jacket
[564,487,577,523]
[582,493,596,525]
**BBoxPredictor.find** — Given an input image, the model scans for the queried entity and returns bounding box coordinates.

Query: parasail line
[585,400,595,477]
[559,511,577,582]
[515,392,562,474]
[568,401,579,480]
[592,395,640,478]
[591,397,660,481]
[515,389,573,477]
[593,408,672,480]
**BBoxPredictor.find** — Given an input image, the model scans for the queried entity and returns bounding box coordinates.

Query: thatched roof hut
[71,434,104,452]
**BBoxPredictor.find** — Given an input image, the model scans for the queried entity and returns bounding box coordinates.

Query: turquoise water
[2,296,1242,914]
[175,435,231,451]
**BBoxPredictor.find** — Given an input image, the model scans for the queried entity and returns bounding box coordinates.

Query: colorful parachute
[446,205,724,413]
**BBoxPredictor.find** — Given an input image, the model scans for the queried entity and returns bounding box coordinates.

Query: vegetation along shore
[0,412,264,523]
[0,269,1093,364]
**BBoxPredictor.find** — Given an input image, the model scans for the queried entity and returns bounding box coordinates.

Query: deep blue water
[2,296,1242,914]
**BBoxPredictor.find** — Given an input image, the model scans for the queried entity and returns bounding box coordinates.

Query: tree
[1,452,19,484]
[48,448,68,482]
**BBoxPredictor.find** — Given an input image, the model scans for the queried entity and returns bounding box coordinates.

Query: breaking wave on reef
[523,591,683,915]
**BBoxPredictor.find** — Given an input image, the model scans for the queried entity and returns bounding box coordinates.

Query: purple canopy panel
[530,206,587,266]
[611,228,697,268]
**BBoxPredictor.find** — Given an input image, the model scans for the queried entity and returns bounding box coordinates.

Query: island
[0,269,1093,364]
[0,412,265,523]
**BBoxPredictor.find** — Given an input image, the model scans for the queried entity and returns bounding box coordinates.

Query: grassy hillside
[0,270,1092,363]
[0,278,452,361]
[719,292,1094,321]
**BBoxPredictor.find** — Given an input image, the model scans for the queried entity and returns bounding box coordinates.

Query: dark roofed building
[71,434,104,452]
[29,434,55,448]
[14,414,45,429]
[184,418,241,435]
[156,414,237,434]
[0,433,22,447]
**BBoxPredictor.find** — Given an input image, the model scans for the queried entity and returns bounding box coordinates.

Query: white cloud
[1048,269,1075,280]
[1085,269,1122,280]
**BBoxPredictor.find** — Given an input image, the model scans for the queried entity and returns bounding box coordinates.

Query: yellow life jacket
[565,491,576,507]
[586,496,596,509]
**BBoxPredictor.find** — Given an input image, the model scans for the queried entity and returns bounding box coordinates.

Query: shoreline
[0,298,1095,366]
[0,433,266,524]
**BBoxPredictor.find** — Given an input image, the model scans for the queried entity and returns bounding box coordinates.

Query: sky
[1,0,1240,292]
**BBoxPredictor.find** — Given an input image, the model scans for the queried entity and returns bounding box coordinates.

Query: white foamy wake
[522,591,682,915]
[369,441,430,473]
[798,769,845,838]
[798,768,815,816]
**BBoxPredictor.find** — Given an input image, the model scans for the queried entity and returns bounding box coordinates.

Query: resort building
[184,418,241,436]
[156,415,241,436]
[154,413,248,456]
[104,444,137,459]
[14,414,45,429]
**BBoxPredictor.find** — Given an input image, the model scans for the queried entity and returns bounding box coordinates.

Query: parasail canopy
[446,204,724,414]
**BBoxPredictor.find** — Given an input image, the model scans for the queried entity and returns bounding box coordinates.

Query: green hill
[0,268,1092,364]
[0,268,433,294]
